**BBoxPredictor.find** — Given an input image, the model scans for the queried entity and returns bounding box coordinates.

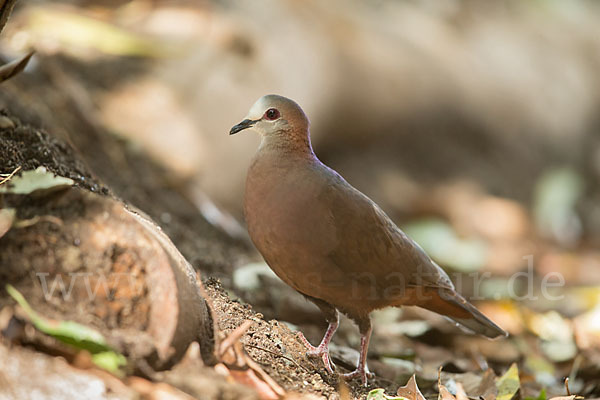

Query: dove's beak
[229,119,257,135]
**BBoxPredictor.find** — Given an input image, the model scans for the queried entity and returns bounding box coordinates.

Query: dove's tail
[418,288,508,339]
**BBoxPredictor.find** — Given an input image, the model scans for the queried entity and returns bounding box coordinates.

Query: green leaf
[496,363,520,400]
[5,284,126,374]
[524,388,547,400]
[92,351,127,374]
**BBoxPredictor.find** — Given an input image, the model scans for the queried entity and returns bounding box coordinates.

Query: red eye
[264,108,280,120]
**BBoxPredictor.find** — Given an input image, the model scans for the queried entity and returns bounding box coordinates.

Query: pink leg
[342,324,374,386]
[297,312,339,374]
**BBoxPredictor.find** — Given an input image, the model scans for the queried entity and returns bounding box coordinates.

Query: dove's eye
[264,108,280,120]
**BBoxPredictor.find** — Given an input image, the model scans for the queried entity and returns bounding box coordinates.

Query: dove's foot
[297,332,335,373]
[342,365,375,386]
[296,317,339,374]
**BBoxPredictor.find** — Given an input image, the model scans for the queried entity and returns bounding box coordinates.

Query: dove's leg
[297,297,339,374]
[342,317,374,386]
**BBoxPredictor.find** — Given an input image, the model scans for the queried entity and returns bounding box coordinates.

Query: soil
[204,278,398,399]
[0,115,106,194]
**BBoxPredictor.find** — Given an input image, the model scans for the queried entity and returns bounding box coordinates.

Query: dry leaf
[397,374,426,400]
[438,373,456,400]
[477,369,498,400]
[455,383,468,400]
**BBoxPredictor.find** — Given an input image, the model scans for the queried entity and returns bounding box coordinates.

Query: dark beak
[229,119,257,135]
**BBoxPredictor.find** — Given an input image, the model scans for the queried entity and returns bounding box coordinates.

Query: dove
[230,94,507,385]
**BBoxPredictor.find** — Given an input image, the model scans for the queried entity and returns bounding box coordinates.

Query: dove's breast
[243,152,342,298]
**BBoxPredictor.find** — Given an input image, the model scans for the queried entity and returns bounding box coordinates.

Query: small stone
[0,116,15,129]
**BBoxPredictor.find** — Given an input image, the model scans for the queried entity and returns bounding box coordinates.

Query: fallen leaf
[496,363,520,400]
[438,370,456,400]
[476,368,498,400]
[0,166,73,194]
[524,388,547,400]
[397,374,426,400]
[439,371,488,395]
[367,388,409,400]
[455,383,468,400]
[5,284,126,374]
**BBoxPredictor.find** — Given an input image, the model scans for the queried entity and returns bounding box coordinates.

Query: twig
[0,165,20,186]
[244,343,309,373]
[243,354,286,397]
[219,320,253,357]
[217,318,286,397]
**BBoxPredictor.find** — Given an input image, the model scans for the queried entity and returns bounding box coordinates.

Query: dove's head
[229,95,309,139]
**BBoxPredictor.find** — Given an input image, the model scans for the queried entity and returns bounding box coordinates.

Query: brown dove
[230,95,507,385]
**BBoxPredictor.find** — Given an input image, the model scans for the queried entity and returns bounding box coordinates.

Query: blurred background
[2,0,600,396]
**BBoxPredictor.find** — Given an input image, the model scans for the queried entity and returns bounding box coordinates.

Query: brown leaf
[438,377,456,400]
[476,369,498,400]
[437,368,469,400]
[397,374,426,400]
[455,383,468,400]
[0,52,34,84]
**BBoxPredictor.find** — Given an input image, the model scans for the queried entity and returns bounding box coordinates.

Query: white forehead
[245,96,271,120]
[245,94,298,120]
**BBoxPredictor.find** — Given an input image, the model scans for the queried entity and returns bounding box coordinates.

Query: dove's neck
[258,129,316,160]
